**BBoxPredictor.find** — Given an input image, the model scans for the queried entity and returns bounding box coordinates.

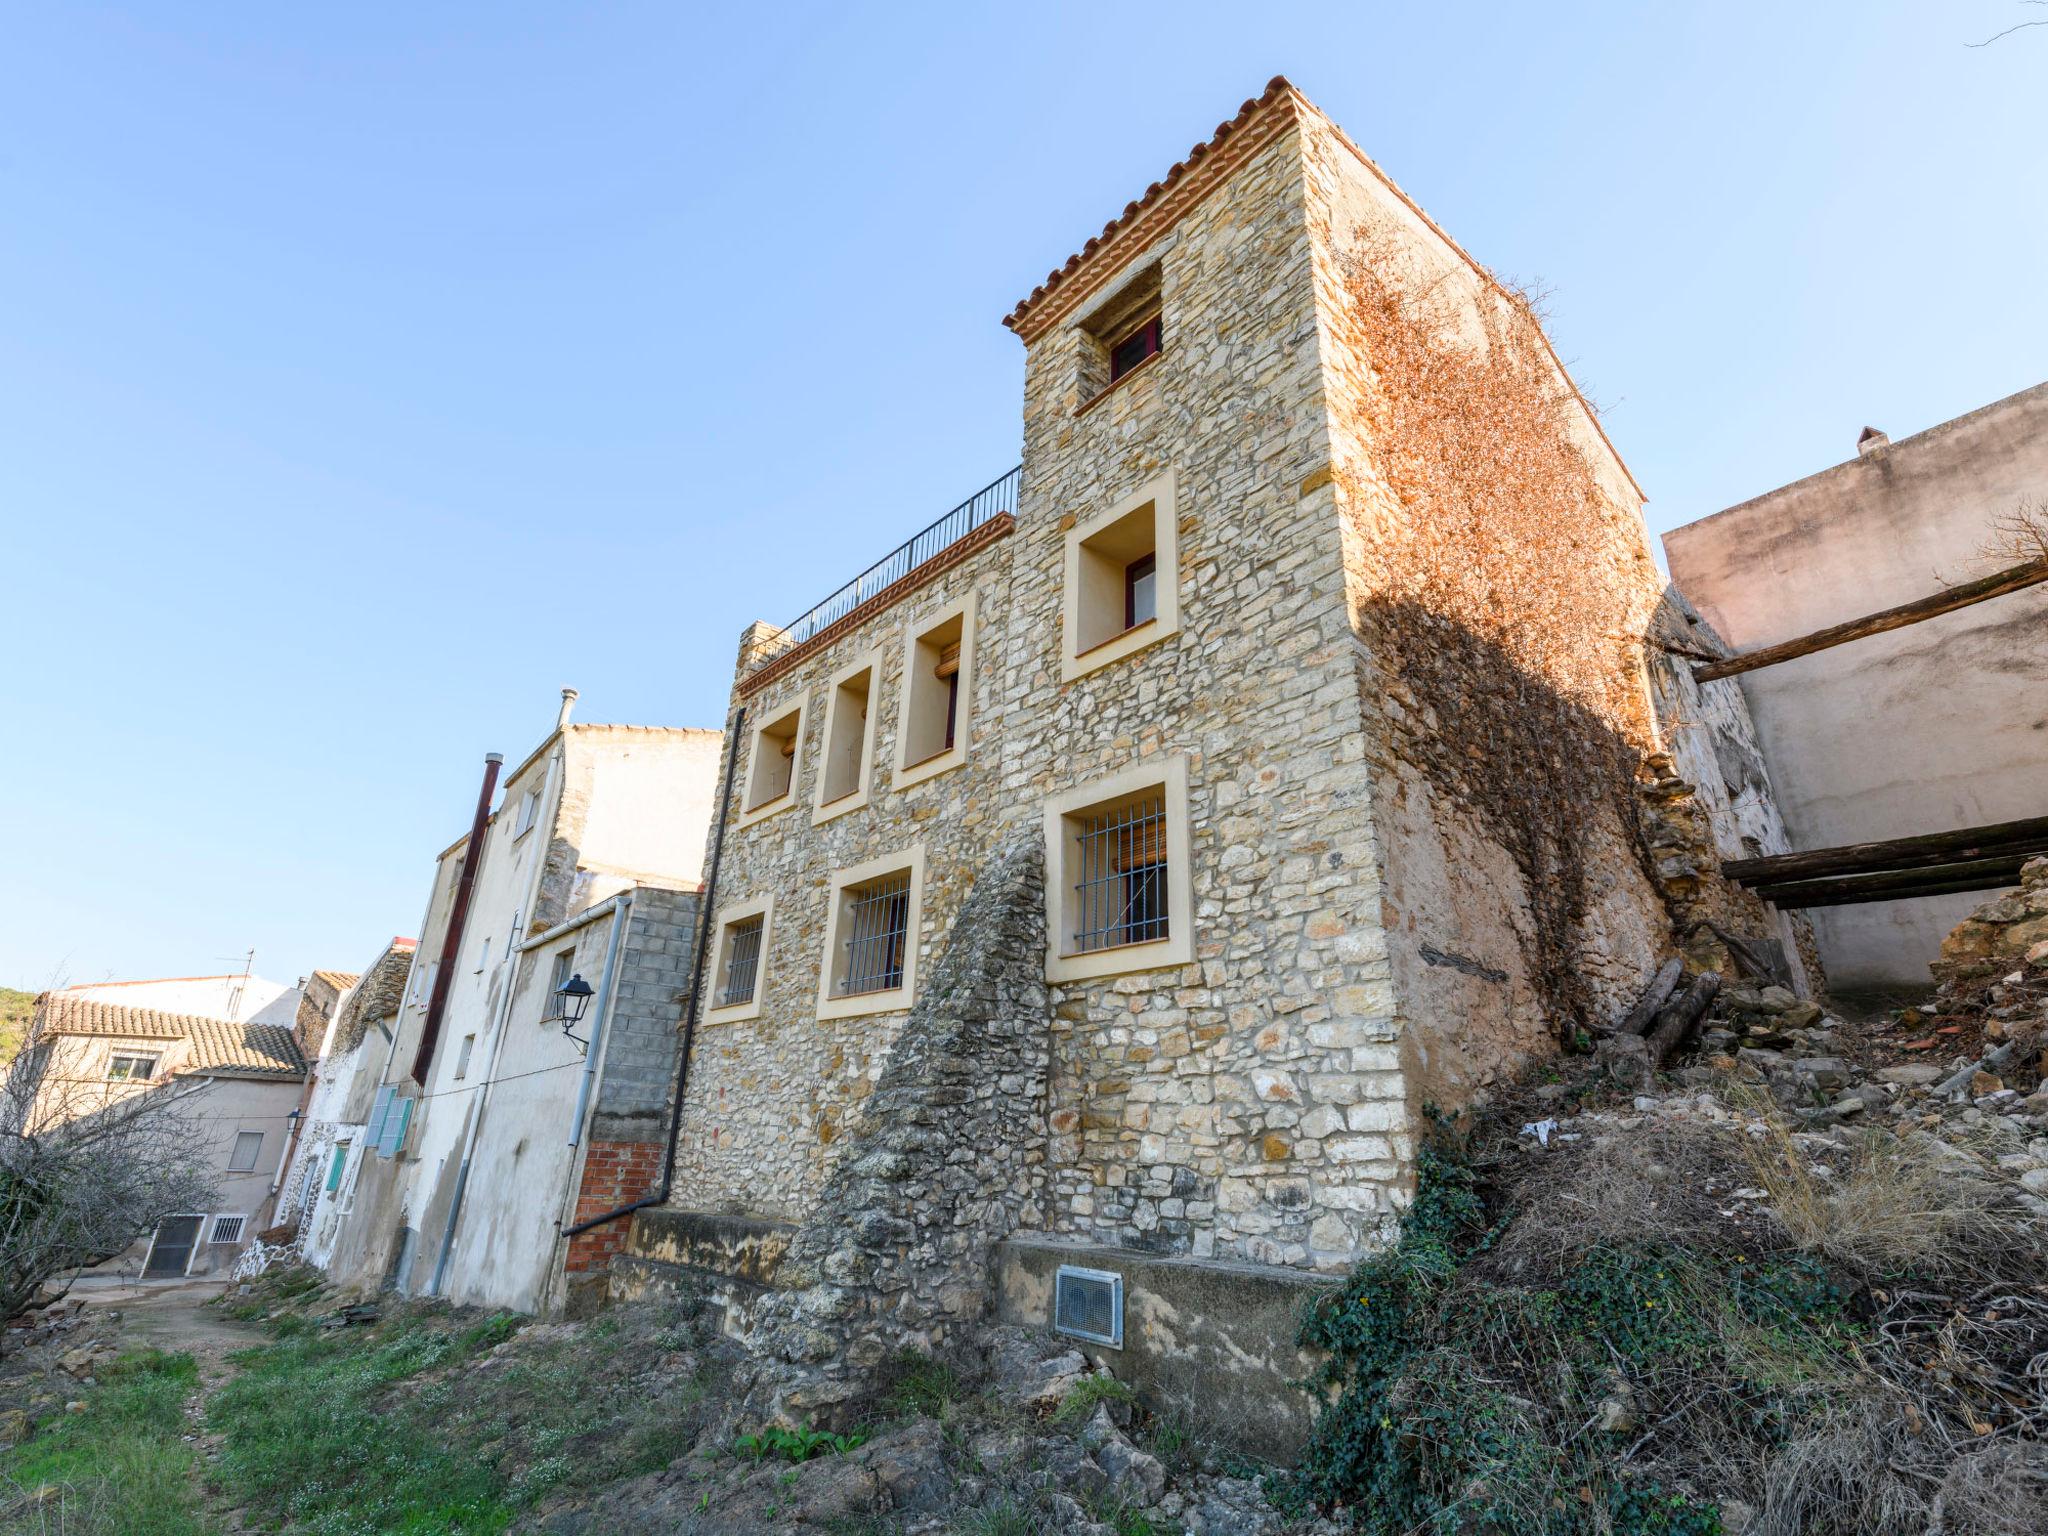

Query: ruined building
[1666,381,2048,995]
[609,79,1794,1432]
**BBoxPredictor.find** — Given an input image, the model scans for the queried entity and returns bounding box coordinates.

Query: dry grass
[1734,1110,2012,1279]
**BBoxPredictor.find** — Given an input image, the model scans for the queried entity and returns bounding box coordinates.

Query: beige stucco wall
[1664,381,2048,990]
[33,1056,306,1280]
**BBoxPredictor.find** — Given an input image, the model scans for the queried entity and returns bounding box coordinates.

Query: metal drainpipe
[411,753,504,1084]
[423,741,566,1297]
[558,704,743,1240]
[566,894,633,1149]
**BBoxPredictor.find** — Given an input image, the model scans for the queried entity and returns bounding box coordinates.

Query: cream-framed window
[1061,471,1179,681]
[1044,756,1194,983]
[813,650,882,824]
[816,845,926,1021]
[738,697,806,826]
[894,593,975,790]
[705,895,774,1023]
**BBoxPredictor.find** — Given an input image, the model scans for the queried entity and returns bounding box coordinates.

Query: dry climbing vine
[1333,224,1665,1038]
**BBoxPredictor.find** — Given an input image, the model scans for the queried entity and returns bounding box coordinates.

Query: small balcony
[768,466,1021,659]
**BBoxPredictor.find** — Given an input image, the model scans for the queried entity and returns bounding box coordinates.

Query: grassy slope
[0,1350,205,1536]
[0,988,35,1067]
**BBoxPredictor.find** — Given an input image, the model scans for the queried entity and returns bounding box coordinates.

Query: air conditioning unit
[1053,1264,1124,1349]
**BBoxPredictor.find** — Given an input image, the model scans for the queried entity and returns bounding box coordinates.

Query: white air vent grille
[1052,1264,1124,1349]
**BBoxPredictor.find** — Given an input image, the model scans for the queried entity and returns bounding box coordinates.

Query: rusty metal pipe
[410,751,502,1084]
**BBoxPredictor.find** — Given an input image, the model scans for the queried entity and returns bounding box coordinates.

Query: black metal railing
[776,465,1021,652]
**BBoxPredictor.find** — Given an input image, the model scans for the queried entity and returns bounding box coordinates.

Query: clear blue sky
[4,3,2043,990]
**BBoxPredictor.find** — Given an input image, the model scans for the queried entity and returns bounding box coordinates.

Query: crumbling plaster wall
[1664,381,2048,990]
[1299,103,1670,1108]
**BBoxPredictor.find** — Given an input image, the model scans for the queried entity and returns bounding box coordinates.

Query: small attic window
[1076,262,1163,408]
[1109,313,1163,383]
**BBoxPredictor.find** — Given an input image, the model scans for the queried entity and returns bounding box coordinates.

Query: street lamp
[554,972,595,1050]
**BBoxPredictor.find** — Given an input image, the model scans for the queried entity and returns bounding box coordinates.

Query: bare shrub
[0,1044,217,1329]
[1977,494,2048,568]
[1484,1116,1754,1285]
[1756,1395,1938,1536]
[1933,1440,2048,1536]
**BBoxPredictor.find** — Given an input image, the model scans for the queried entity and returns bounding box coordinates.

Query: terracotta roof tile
[1004,76,1297,338]
[34,994,307,1080]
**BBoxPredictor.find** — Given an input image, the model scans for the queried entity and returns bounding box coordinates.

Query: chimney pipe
[557,688,579,731]
[410,751,503,1085]
[1857,426,1889,457]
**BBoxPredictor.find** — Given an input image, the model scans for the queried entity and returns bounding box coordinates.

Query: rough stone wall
[1299,102,1670,1106]
[670,540,1018,1219]
[741,832,1049,1425]
[332,943,416,1055]
[1008,119,1408,1271]
[293,973,347,1064]
[1643,590,1825,991]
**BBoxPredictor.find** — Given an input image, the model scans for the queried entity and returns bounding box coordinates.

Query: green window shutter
[378,1095,413,1159]
[325,1143,349,1193]
[366,1085,394,1148]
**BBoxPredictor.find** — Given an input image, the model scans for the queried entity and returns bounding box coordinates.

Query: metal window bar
[840,873,911,995]
[773,466,1021,654]
[719,916,764,1007]
[209,1215,245,1244]
[1072,795,1170,953]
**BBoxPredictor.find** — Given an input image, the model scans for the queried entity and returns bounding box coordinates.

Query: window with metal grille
[208,1214,246,1245]
[1071,794,1169,953]
[839,873,911,995]
[106,1052,159,1081]
[718,915,764,1007]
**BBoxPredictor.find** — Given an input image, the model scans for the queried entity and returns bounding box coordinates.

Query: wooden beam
[1722,815,2048,887]
[1692,559,2048,683]
[1754,855,2029,909]
[1757,869,2027,910]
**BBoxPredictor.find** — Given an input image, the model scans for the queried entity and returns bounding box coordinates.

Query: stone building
[626,79,1787,1422]
[314,693,722,1314]
[1665,381,2048,993]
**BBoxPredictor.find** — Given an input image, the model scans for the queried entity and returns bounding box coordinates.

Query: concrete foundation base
[608,1206,794,1334]
[995,1236,1328,1461]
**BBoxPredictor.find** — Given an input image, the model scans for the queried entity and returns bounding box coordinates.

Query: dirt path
[77,1280,269,1530]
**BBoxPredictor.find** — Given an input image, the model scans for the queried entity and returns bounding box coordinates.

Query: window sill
[894,744,966,791]
[736,793,799,830]
[704,996,763,1025]
[1063,615,1174,683]
[815,987,913,1022]
[1076,348,1163,418]
[812,784,873,826]
[1045,933,1193,985]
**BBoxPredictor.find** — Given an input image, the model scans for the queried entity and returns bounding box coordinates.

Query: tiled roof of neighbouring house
[310,969,360,991]
[34,993,308,1080]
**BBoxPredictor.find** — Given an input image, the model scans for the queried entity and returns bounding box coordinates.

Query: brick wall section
[565,1139,667,1273]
